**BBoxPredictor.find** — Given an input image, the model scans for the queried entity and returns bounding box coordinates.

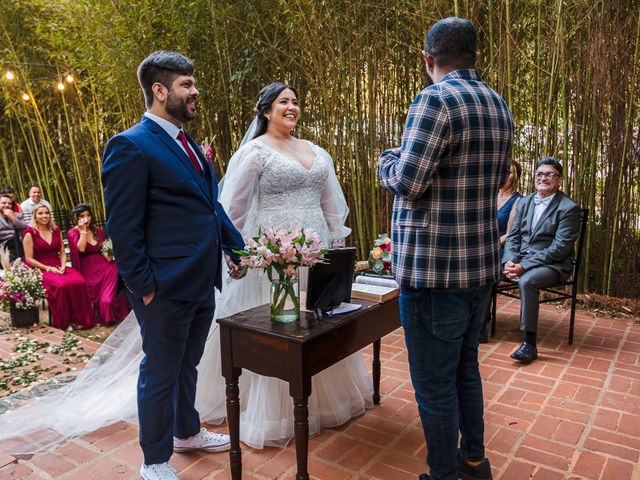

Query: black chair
[51,209,75,234]
[490,207,589,345]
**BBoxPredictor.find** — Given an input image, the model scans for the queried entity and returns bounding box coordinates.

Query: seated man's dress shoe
[510,341,538,363]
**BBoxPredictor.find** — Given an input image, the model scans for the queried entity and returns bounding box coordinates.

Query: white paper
[329,302,362,315]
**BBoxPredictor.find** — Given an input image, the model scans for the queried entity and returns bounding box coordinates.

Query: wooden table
[217,298,400,480]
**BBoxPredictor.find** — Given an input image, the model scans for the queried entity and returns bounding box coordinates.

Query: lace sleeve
[218,142,262,238]
[316,145,351,243]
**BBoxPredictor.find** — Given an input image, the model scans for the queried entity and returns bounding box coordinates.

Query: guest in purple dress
[22,204,96,330]
[67,204,130,325]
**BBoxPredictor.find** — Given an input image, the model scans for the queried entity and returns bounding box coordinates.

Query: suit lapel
[142,117,214,208]
[185,132,216,204]
[525,195,536,237]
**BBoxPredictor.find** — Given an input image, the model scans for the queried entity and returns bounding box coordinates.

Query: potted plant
[0,258,46,327]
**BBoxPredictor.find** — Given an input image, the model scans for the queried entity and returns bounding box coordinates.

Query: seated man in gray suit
[502,157,581,363]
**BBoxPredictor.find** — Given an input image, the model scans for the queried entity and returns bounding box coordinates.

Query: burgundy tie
[177,130,203,175]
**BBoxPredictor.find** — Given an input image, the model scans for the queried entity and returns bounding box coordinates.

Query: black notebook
[306,247,356,311]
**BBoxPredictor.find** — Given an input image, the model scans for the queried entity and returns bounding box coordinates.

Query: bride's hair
[253,82,298,139]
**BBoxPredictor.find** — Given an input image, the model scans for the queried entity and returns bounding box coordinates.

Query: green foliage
[0,0,639,296]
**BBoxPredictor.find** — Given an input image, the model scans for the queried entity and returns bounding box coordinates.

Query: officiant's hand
[225,254,245,279]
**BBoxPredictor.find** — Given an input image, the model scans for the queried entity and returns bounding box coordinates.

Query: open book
[351,283,399,303]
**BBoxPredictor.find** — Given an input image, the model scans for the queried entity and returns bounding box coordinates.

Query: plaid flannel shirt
[378,69,513,288]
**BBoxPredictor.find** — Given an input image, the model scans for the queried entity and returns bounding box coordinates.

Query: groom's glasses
[535,172,562,179]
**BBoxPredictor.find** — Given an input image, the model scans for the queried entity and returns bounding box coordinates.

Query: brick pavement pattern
[1,299,639,479]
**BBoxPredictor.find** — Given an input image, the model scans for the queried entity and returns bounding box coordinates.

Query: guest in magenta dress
[67,204,130,325]
[22,204,96,330]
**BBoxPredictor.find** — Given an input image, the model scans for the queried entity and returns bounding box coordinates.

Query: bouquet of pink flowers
[236,226,327,279]
[235,226,327,321]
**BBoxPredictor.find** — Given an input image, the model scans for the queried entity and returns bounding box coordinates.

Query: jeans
[400,285,492,480]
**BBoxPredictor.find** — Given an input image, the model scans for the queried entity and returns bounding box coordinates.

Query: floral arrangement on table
[234,226,327,322]
[101,237,113,258]
[0,259,46,311]
[368,233,392,275]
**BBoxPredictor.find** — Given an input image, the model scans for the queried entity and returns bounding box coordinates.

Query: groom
[102,51,245,480]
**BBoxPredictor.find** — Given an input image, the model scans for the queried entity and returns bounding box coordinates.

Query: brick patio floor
[1,298,639,480]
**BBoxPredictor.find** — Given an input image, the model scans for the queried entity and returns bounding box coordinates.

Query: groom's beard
[166,91,197,123]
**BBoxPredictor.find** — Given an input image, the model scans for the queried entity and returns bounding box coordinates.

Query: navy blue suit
[102,115,244,464]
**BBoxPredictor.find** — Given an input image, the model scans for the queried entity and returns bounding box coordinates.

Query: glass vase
[270,277,300,323]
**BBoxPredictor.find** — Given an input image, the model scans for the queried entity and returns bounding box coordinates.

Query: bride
[0,82,372,454]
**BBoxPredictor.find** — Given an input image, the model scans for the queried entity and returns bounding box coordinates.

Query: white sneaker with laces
[139,462,179,480]
[173,428,230,453]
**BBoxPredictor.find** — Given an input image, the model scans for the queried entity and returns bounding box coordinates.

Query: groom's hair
[137,51,194,109]
[424,17,477,69]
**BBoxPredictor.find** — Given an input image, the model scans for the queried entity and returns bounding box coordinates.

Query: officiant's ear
[423,50,435,74]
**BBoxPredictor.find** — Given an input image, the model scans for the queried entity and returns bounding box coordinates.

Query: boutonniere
[199,142,214,165]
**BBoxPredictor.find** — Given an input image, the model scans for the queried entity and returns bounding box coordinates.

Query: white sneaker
[140,462,179,480]
[173,428,230,453]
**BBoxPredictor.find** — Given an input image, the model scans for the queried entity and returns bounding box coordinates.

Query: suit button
[214,210,218,217]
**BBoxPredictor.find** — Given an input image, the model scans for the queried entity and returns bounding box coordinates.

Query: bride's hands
[225,254,246,280]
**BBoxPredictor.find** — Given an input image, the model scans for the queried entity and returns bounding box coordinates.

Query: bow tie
[533,195,552,206]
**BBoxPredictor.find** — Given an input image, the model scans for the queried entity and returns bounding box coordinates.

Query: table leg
[293,396,310,480]
[226,374,241,479]
[372,339,381,405]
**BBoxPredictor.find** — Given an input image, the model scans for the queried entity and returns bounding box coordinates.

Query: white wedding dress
[0,137,373,454]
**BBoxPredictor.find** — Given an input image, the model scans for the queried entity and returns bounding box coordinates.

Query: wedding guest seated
[20,184,52,224]
[2,187,23,213]
[498,160,522,254]
[479,160,522,343]
[68,204,130,325]
[0,194,27,263]
[502,157,580,363]
[23,204,97,330]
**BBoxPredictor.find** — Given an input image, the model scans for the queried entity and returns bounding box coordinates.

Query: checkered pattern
[378,69,513,288]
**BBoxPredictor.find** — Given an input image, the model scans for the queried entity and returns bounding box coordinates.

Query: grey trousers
[518,266,562,332]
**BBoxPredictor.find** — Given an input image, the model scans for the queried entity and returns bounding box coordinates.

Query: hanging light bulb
[66,73,74,83]
[5,70,14,80]
[57,81,65,91]
[22,93,30,101]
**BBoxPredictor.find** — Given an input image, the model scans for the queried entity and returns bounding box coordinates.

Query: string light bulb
[65,73,74,83]
[22,93,30,101]
[57,81,65,91]
[5,70,14,80]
